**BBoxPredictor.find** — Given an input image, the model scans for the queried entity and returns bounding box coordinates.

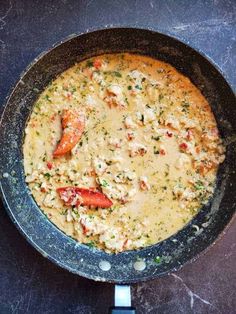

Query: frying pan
[0,28,235,313]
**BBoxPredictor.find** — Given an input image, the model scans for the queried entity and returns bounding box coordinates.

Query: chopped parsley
[153,146,159,154]
[44,95,51,102]
[140,114,144,123]
[86,60,94,67]
[151,135,161,141]
[194,181,205,190]
[158,94,164,102]
[113,71,122,78]
[100,179,109,187]
[135,85,142,90]
[60,209,67,216]
[85,241,96,248]
[44,173,51,180]
[153,256,162,264]
[181,100,190,112]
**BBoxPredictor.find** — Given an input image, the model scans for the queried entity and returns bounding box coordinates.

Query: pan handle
[109,285,136,314]
[109,306,136,314]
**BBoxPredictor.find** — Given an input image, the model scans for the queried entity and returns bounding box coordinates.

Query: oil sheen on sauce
[23,53,225,253]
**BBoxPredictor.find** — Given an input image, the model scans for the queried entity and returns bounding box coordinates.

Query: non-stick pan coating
[0,28,235,283]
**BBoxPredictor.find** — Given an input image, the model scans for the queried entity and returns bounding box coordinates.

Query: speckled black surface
[0,1,235,313]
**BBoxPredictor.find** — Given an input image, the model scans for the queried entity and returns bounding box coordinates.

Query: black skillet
[0,28,235,313]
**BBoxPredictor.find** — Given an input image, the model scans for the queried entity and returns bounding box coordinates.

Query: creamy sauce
[23,53,225,253]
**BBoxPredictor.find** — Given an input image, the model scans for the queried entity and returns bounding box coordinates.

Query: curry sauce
[23,53,225,253]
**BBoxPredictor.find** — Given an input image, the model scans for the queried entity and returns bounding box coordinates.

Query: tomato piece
[127,132,134,141]
[179,142,188,151]
[93,59,102,69]
[160,149,166,155]
[53,109,85,157]
[47,162,53,170]
[57,187,113,208]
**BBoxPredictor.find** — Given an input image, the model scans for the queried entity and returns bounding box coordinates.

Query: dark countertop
[0,1,235,313]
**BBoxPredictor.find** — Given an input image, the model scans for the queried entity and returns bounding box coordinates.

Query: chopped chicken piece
[40,181,49,193]
[127,188,137,200]
[144,108,156,124]
[182,189,196,201]
[175,153,191,169]
[101,183,126,201]
[79,214,108,236]
[180,117,197,128]
[93,157,107,175]
[129,70,146,85]
[165,114,180,130]
[136,109,156,125]
[66,209,74,222]
[85,95,97,108]
[173,185,196,201]
[104,84,126,108]
[146,84,159,101]
[99,228,125,252]
[92,71,105,86]
[124,116,137,129]
[113,170,136,184]
[25,170,39,183]
[108,138,122,148]
[107,84,122,96]
[43,191,60,208]
[109,156,123,164]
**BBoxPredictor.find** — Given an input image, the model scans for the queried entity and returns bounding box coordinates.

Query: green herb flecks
[181,100,190,112]
[151,135,161,141]
[194,181,205,190]
[153,256,162,264]
[44,173,51,180]
[85,241,96,248]
[113,71,122,78]
[60,209,67,216]
[44,95,52,102]
[158,94,164,102]
[99,179,109,187]
[153,146,159,154]
[86,60,94,68]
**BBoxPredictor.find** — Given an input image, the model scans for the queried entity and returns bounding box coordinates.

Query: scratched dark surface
[0,0,235,313]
